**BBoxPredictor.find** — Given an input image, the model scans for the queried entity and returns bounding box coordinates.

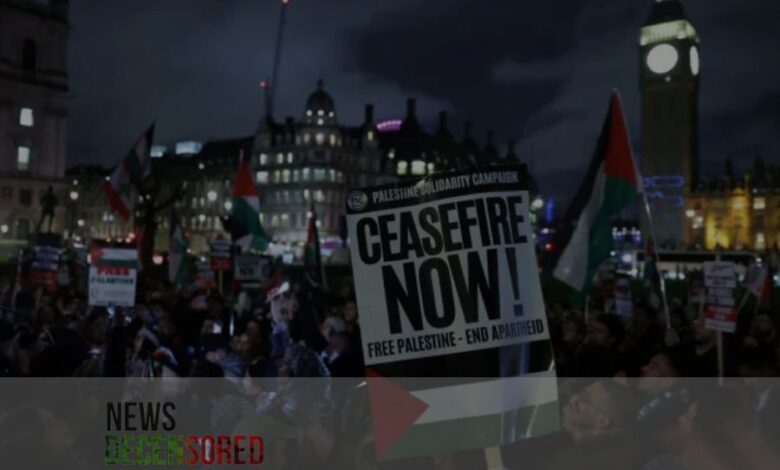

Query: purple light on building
[376,119,403,132]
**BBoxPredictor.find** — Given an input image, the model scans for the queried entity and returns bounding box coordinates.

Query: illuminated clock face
[646,43,679,74]
[690,46,700,76]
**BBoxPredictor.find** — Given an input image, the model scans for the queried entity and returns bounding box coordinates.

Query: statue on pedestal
[36,186,58,234]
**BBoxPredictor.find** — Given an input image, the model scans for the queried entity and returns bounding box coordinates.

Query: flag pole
[639,189,671,329]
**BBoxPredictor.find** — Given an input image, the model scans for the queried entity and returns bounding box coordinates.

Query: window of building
[304,189,310,201]
[276,153,284,164]
[1,187,12,201]
[19,108,34,127]
[22,39,37,71]
[19,189,32,206]
[304,133,311,144]
[329,134,337,146]
[282,169,290,183]
[17,146,31,171]
[314,168,326,181]
[271,214,279,227]
[293,170,300,182]
[281,213,290,227]
[397,161,408,176]
[411,160,426,175]
[303,168,311,181]
[287,152,294,164]
[273,171,281,183]
[257,171,269,184]
[315,190,325,202]
[260,153,268,165]
[317,110,324,117]
[754,198,766,210]
[329,169,336,182]
[16,219,30,239]
[315,133,325,145]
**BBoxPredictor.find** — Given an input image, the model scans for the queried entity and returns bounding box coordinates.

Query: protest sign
[703,261,737,332]
[88,247,138,307]
[195,258,216,290]
[209,239,232,271]
[30,245,61,291]
[346,166,557,460]
[234,254,271,288]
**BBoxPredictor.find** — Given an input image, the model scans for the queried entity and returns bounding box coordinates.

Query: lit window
[367,130,374,141]
[733,200,745,210]
[271,214,279,227]
[754,198,766,210]
[318,110,324,117]
[329,169,336,182]
[397,161,408,176]
[293,170,300,182]
[315,133,325,145]
[19,108,34,127]
[287,152,293,164]
[306,110,313,117]
[427,162,435,173]
[303,168,311,181]
[260,153,268,165]
[282,169,290,183]
[273,171,281,183]
[304,189,310,200]
[388,149,396,160]
[757,233,766,250]
[315,190,325,202]
[329,134,336,146]
[304,133,311,144]
[17,146,31,171]
[314,168,326,181]
[411,160,426,175]
[281,213,290,227]
[317,118,324,126]
[257,171,269,184]
[276,153,284,164]
[328,111,335,118]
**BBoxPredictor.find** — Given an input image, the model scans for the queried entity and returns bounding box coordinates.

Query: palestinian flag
[304,202,322,280]
[104,124,154,220]
[552,90,640,298]
[168,207,189,285]
[230,153,270,252]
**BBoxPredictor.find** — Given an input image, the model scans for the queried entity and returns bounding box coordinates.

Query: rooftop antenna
[268,0,290,118]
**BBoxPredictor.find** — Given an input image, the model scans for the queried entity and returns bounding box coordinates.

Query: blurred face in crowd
[749,314,776,340]
[589,320,613,348]
[639,353,678,393]
[693,315,715,345]
[563,382,614,441]
[561,319,583,347]
[343,301,358,323]
[86,315,107,344]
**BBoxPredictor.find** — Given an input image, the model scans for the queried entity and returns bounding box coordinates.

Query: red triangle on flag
[366,368,429,459]
[89,244,104,264]
[232,152,257,198]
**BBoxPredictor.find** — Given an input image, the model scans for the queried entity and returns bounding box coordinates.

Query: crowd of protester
[1,264,780,469]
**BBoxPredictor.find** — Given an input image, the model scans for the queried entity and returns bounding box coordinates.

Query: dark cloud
[68,0,780,183]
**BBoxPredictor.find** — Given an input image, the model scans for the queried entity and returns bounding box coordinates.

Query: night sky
[69,0,780,182]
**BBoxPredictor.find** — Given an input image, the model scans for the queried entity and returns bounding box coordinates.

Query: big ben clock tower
[640,0,700,248]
